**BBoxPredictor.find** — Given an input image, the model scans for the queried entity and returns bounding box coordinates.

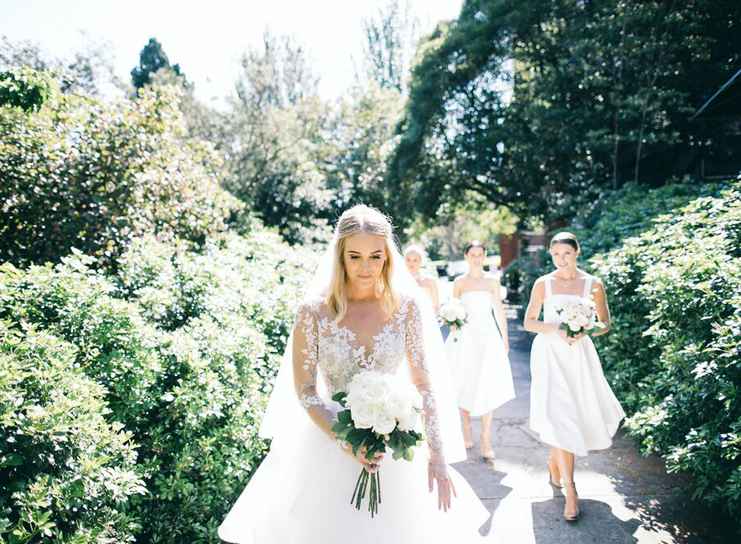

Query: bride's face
[404,251,422,275]
[343,233,388,288]
[549,243,578,270]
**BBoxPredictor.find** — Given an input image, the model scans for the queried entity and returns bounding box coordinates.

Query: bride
[218,205,489,543]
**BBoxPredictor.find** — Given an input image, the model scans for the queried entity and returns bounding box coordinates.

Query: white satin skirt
[529,332,625,456]
[218,417,489,543]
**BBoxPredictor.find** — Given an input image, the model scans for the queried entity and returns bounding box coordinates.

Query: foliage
[0,228,317,543]
[131,38,184,90]
[0,35,125,97]
[405,193,518,260]
[390,0,741,225]
[501,247,549,305]
[575,181,728,259]
[328,84,412,227]
[0,74,241,268]
[358,0,420,93]
[221,32,334,243]
[0,67,54,112]
[501,181,729,304]
[0,313,145,543]
[588,182,741,518]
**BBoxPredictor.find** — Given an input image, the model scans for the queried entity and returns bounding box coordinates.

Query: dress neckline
[329,298,408,363]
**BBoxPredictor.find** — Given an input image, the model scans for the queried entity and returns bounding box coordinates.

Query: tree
[358,0,420,93]
[389,0,741,227]
[0,34,125,97]
[327,83,410,225]
[405,193,518,260]
[131,37,184,89]
[0,72,240,268]
[222,32,332,243]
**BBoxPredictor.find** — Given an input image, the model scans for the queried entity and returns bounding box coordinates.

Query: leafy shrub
[575,181,727,259]
[0,318,145,544]
[501,182,728,307]
[0,67,54,112]
[0,228,316,543]
[501,247,549,306]
[589,182,740,517]
[0,71,241,269]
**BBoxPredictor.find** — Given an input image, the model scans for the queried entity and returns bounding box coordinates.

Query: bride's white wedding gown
[218,296,489,543]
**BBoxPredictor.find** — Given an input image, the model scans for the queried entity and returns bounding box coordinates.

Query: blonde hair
[327,205,399,322]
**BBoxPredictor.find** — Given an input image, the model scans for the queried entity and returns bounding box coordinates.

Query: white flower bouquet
[555,297,606,338]
[438,299,467,332]
[331,371,424,517]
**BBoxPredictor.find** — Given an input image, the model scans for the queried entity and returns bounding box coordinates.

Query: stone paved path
[451,323,729,544]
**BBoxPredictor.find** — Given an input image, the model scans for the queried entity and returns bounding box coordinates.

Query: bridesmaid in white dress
[404,244,440,312]
[446,241,516,462]
[523,232,625,522]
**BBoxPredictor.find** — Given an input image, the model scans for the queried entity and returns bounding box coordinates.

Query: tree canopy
[389,0,741,226]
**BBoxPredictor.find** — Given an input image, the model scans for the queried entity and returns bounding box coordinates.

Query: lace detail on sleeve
[293,302,336,433]
[404,298,444,459]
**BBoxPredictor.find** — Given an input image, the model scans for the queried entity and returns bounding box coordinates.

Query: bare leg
[548,448,562,487]
[554,448,579,519]
[480,411,494,460]
[460,409,473,448]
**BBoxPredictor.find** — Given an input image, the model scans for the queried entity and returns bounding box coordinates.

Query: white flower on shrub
[344,371,421,435]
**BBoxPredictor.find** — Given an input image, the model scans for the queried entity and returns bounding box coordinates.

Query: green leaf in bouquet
[336,409,353,424]
[332,391,348,406]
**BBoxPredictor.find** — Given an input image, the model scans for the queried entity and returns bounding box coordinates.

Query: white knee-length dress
[529,275,625,456]
[445,290,516,416]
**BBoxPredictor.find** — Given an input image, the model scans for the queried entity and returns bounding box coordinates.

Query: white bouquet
[555,297,606,338]
[438,299,467,330]
[332,371,424,517]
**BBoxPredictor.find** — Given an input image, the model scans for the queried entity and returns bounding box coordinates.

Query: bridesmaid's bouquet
[438,299,467,341]
[331,371,424,518]
[555,298,606,338]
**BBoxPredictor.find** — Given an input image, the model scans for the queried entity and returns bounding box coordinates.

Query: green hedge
[0,229,315,543]
[502,182,727,305]
[0,68,241,269]
[589,182,740,516]
[0,319,145,543]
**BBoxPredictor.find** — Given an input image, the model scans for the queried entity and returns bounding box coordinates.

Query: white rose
[397,408,419,432]
[568,321,581,332]
[373,415,397,435]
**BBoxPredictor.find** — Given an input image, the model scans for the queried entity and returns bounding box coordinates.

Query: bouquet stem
[350,468,382,517]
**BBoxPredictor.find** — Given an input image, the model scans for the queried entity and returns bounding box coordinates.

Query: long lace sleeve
[404,298,445,462]
[292,303,336,439]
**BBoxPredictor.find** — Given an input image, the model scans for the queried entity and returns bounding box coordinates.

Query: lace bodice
[292,295,444,459]
[297,298,412,394]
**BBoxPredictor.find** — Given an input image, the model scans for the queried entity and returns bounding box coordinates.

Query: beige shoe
[563,481,580,522]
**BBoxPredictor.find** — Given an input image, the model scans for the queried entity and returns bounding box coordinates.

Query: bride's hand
[428,456,456,512]
[346,444,384,473]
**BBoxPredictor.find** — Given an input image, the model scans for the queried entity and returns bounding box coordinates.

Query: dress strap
[544,276,552,299]
[582,276,593,298]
